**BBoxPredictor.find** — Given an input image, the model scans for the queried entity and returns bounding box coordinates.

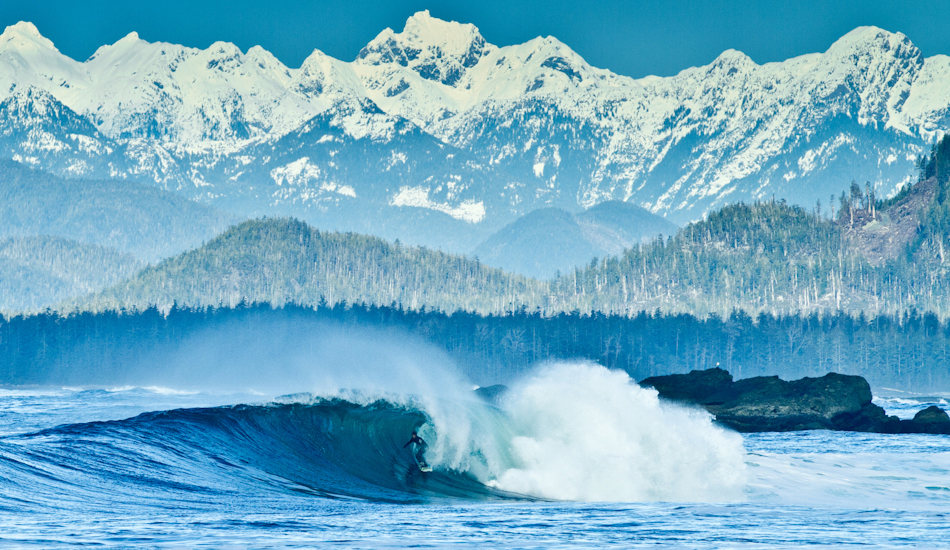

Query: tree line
[558,134,950,319]
[2,301,948,391]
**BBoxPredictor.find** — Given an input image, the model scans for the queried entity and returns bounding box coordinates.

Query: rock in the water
[640,368,900,433]
[639,367,733,405]
[901,405,950,434]
[912,405,950,424]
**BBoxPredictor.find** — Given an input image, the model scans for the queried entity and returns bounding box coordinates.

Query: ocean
[0,362,947,548]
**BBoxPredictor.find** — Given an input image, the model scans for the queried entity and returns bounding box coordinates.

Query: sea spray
[9,321,751,503]
[482,362,747,502]
[8,383,948,509]
[2,388,948,546]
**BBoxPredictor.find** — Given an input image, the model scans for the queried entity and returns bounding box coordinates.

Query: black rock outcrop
[640,368,947,434]
[901,405,950,434]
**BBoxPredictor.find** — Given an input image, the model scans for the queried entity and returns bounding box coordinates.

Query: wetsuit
[404,434,425,448]
[404,434,427,463]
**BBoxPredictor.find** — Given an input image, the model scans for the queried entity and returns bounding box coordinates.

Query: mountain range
[1,12,947,253]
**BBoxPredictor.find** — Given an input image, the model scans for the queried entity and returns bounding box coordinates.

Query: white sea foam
[420,361,748,503]
[745,450,950,510]
[140,386,203,396]
[104,385,139,392]
[489,362,747,502]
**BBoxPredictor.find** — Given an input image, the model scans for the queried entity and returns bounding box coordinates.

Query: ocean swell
[0,362,749,505]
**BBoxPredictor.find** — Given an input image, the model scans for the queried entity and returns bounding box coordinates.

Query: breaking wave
[0,363,747,504]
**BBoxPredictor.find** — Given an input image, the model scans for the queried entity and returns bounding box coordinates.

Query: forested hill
[73,218,547,315]
[556,134,950,319]
[555,200,871,317]
[63,135,950,320]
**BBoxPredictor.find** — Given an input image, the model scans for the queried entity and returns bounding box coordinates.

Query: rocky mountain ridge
[1,13,948,249]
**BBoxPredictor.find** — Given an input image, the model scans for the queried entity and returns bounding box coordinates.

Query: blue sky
[2,0,948,77]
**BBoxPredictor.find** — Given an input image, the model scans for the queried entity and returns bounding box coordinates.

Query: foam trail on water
[481,362,747,502]
[745,451,950,509]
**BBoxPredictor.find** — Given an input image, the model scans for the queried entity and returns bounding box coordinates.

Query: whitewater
[0,344,947,546]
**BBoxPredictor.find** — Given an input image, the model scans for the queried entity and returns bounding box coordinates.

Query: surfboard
[415,457,433,472]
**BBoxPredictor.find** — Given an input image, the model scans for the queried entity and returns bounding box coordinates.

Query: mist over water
[5,318,947,511]
[1,322,949,546]
[17,315,750,504]
[138,319,473,400]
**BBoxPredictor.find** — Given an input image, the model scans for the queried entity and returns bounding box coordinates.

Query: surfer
[404,431,431,471]
[404,431,426,452]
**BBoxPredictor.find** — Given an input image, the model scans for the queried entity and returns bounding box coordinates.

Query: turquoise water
[0,373,947,548]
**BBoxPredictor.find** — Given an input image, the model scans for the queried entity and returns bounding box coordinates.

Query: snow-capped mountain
[0,12,947,248]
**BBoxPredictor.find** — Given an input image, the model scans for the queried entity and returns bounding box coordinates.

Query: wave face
[0,362,748,504]
[0,399,521,504]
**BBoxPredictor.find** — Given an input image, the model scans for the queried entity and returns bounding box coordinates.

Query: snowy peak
[87,32,156,62]
[199,41,245,73]
[399,9,490,70]
[826,26,916,56]
[0,22,86,105]
[823,26,923,91]
[707,49,756,73]
[0,21,57,53]
[88,31,144,57]
[295,48,364,99]
[491,35,606,92]
[814,26,924,126]
[823,26,923,82]
[245,45,293,85]
[84,33,190,82]
[356,10,491,86]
